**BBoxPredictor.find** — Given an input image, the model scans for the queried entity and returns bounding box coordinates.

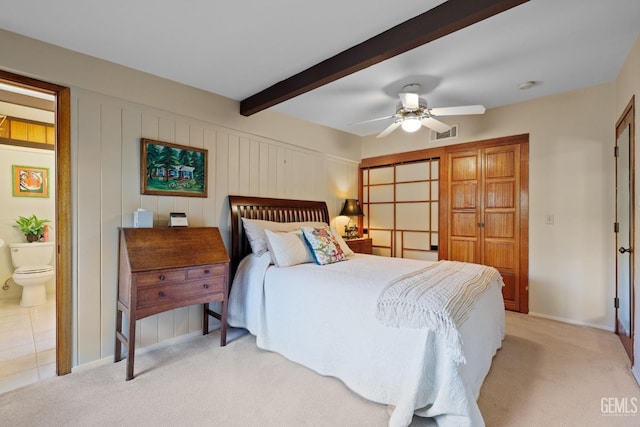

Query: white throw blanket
[376,260,501,364]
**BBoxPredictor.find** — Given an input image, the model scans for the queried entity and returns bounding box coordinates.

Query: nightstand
[345,237,373,254]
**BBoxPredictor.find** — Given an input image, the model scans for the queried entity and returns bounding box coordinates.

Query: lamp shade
[339,199,364,217]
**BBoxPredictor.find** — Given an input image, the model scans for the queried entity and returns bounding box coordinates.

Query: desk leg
[220,300,228,347]
[203,302,226,346]
[114,309,123,362]
[125,315,136,381]
[202,303,210,335]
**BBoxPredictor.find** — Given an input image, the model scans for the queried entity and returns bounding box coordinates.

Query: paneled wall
[71,89,358,366]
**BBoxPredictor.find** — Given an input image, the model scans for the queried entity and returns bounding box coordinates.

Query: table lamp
[339,199,364,239]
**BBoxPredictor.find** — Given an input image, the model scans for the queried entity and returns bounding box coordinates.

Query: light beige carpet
[477,312,640,427]
[1,312,638,426]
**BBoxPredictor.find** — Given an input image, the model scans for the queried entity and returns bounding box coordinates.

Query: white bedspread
[228,253,505,427]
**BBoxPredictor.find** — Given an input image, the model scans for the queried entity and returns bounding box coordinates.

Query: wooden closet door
[482,144,520,311]
[447,143,522,311]
[448,150,481,263]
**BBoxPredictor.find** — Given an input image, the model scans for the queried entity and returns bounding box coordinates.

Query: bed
[226,195,505,427]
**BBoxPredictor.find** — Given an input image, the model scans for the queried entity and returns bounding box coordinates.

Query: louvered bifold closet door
[482,145,521,310]
[447,143,522,311]
[447,150,481,263]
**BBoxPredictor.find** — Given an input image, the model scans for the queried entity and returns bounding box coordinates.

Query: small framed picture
[141,138,208,197]
[12,165,49,198]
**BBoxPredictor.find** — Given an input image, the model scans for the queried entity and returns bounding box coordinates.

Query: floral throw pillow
[300,226,346,265]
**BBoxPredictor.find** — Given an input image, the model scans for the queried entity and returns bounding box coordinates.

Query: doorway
[0,70,71,377]
[615,96,635,363]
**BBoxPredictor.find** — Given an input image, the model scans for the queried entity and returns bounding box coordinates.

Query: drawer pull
[159,275,167,281]
[159,291,166,297]
[203,284,210,289]
[204,269,211,275]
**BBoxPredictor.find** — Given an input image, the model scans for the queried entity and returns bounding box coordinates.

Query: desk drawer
[137,276,225,310]
[186,264,226,279]
[137,270,186,286]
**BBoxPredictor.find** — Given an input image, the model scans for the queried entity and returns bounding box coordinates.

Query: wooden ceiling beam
[240,0,528,116]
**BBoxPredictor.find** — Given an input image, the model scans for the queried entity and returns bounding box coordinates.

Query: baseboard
[70,324,251,374]
[527,311,614,332]
[72,329,206,373]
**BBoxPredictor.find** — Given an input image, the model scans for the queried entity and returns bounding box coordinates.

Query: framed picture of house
[12,165,49,198]
[140,138,208,197]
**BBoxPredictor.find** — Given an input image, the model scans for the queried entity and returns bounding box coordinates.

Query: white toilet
[9,241,55,307]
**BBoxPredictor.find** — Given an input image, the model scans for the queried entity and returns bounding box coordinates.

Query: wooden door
[482,145,521,311]
[447,143,523,311]
[448,150,481,263]
[615,97,634,363]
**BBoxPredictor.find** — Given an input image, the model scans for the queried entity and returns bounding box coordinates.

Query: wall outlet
[545,214,554,225]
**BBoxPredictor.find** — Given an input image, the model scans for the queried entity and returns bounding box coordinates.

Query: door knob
[619,247,633,254]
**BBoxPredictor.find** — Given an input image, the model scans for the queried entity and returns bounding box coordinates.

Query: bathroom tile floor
[0,298,56,394]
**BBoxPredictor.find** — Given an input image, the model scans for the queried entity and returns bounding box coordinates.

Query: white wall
[362,82,617,330]
[0,29,361,367]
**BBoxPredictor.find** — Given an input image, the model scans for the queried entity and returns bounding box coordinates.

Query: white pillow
[331,227,355,257]
[241,218,328,256]
[264,229,315,267]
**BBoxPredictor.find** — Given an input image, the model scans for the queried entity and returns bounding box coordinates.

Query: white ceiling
[2,0,639,136]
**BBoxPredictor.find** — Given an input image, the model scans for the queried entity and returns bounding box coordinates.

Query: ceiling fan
[362,84,486,138]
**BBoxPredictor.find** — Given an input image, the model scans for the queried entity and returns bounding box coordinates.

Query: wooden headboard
[228,195,330,280]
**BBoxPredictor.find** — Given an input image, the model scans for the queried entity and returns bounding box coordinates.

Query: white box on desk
[133,210,153,228]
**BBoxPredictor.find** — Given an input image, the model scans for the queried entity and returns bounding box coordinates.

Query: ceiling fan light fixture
[518,80,540,90]
[368,88,486,138]
[401,117,422,133]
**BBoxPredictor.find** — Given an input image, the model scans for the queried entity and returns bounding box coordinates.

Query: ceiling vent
[430,124,458,142]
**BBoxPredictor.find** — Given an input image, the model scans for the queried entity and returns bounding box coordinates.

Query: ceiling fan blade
[376,121,402,138]
[429,105,485,116]
[421,117,451,133]
[350,115,395,126]
[399,92,419,110]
